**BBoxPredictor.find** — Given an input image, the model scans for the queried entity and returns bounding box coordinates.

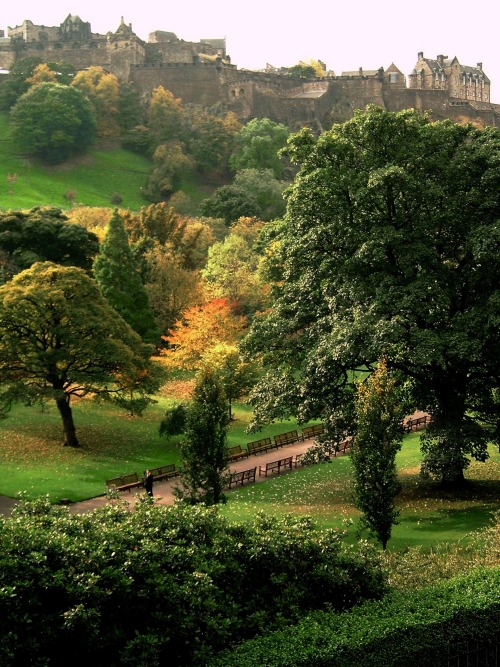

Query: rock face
[1,16,499,129]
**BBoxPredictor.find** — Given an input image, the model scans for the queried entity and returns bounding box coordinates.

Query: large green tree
[10,82,96,164]
[0,262,157,446]
[93,210,160,345]
[243,106,500,485]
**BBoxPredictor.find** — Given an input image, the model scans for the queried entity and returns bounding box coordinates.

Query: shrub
[211,566,500,667]
[0,499,386,667]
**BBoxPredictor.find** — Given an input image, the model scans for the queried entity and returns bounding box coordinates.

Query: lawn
[0,111,151,211]
[1,396,499,553]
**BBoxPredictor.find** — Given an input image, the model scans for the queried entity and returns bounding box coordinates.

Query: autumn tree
[351,359,404,550]
[147,86,183,144]
[93,209,160,345]
[143,244,201,334]
[162,298,247,371]
[174,367,229,505]
[10,82,97,164]
[0,262,157,446]
[71,66,121,137]
[143,141,194,201]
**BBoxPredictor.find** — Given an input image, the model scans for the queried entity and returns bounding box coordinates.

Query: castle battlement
[0,16,499,129]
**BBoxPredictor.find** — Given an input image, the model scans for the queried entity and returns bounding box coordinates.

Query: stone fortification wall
[129,62,229,107]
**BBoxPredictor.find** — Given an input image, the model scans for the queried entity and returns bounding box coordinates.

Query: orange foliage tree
[162,298,247,371]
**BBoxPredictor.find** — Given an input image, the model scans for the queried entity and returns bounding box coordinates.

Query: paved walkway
[0,411,427,518]
[0,437,322,518]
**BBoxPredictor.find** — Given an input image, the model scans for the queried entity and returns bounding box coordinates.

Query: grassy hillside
[0,111,153,211]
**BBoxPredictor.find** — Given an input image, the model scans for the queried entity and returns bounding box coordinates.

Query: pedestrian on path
[144,470,154,497]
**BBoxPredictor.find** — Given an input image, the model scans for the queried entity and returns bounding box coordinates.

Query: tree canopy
[10,82,97,164]
[229,118,290,178]
[0,207,99,281]
[0,262,157,446]
[243,106,500,485]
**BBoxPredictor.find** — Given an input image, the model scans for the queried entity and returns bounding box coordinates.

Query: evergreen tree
[174,368,230,505]
[351,358,403,549]
[93,209,160,344]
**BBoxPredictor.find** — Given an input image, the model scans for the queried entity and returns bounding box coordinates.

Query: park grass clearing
[0,396,499,553]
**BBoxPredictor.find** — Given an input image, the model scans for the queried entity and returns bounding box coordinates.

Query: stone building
[408,52,490,103]
[1,15,499,129]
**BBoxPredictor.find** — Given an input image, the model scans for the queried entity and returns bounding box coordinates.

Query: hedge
[211,566,500,666]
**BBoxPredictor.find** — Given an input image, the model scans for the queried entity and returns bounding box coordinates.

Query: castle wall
[129,62,228,106]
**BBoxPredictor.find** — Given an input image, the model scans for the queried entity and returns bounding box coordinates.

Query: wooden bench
[247,437,278,456]
[259,456,294,477]
[227,445,249,461]
[273,430,304,447]
[145,464,181,483]
[293,453,304,467]
[227,467,257,488]
[335,438,352,455]
[106,472,143,493]
[403,415,432,433]
[301,424,325,439]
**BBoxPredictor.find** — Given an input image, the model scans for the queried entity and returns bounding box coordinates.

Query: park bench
[227,467,257,488]
[227,445,249,461]
[293,453,304,467]
[273,430,304,447]
[403,415,432,433]
[259,456,294,477]
[301,424,325,439]
[145,464,181,483]
[106,472,143,493]
[335,438,352,455]
[247,437,278,456]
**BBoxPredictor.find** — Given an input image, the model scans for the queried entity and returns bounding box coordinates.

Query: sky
[2,1,499,102]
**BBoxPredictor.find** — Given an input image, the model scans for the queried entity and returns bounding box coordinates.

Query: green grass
[0,111,151,211]
[1,397,499,553]
[220,432,500,551]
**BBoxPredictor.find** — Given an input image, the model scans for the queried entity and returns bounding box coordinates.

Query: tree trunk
[55,394,80,447]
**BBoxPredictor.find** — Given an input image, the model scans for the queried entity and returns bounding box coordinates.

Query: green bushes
[212,566,500,667]
[0,498,386,667]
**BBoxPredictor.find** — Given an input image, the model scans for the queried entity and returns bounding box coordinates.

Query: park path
[0,411,428,518]
[0,437,320,518]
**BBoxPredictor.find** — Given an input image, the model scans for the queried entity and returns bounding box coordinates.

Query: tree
[143,141,194,201]
[0,56,42,110]
[243,106,500,486]
[71,66,121,137]
[162,298,247,371]
[0,207,99,281]
[142,244,201,334]
[199,184,260,224]
[201,343,258,420]
[351,358,403,549]
[229,118,290,178]
[174,367,229,505]
[202,233,267,314]
[288,63,317,78]
[93,210,160,345]
[146,86,183,145]
[0,262,157,447]
[10,82,96,164]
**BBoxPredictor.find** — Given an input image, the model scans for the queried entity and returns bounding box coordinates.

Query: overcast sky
[2,1,499,102]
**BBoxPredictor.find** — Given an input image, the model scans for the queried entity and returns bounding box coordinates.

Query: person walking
[144,469,154,497]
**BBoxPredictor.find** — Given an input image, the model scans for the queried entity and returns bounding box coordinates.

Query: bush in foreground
[0,497,386,666]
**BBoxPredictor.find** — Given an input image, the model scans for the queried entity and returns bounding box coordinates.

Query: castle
[1,14,499,130]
